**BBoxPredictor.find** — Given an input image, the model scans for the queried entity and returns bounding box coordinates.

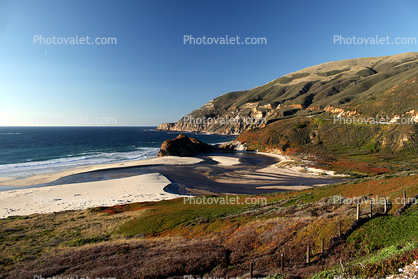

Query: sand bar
[0,177,16,183]
[206,156,241,166]
[0,156,203,187]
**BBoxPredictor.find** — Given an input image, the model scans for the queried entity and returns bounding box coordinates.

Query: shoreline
[0,152,344,219]
[0,156,203,188]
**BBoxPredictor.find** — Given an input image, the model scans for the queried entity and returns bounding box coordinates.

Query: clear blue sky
[1,0,417,126]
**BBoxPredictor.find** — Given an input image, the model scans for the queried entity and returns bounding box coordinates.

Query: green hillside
[158,52,418,135]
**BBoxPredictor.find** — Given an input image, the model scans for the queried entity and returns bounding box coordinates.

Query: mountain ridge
[157,52,418,135]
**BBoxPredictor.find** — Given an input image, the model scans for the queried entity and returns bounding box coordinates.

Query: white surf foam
[0,148,159,177]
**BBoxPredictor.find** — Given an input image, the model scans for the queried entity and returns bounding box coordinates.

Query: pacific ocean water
[0,126,235,177]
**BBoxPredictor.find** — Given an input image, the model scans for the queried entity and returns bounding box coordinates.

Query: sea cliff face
[156,107,266,135]
[157,52,418,135]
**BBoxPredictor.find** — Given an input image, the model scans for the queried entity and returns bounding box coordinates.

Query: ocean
[0,126,235,177]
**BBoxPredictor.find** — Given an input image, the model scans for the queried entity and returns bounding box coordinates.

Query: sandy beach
[0,156,202,218]
[0,173,179,219]
[0,153,344,218]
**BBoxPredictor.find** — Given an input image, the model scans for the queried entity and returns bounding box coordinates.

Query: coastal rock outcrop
[217,140,247,151]
[156,122,176,131]
[158,134,215,157]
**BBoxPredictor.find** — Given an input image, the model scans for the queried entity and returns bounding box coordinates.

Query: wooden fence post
[306,246,310,263]
[356,203,360,220]
[404,190,407,205]
[321,237,324,254]
[281,253,284,273]
[250,262,253,278]
[384,198,387,213]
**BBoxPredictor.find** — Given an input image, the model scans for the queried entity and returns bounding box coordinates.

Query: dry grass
[0,208,146,272]
[1,237,228,279]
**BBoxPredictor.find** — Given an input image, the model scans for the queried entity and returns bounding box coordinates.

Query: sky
[1,0,418,126]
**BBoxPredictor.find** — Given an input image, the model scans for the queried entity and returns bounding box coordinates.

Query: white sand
[0,156,202,218]
[207,156,241,166]
[0,173,182,218]
[255,151,288,162]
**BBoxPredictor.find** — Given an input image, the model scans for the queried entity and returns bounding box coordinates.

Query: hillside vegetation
[237,113,418,175]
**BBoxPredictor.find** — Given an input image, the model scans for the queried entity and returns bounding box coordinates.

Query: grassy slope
[212,52,418,112]
[238,115,418,175]
[236,76,418,174]
[2,171,418,278]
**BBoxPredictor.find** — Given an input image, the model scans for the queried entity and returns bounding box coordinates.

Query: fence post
[250,262,253,278]
[384,198,387,213]
[281,253,284,273]
[321,237,324,254]
[356,203,360,220]
[306,246,310,263]
[404,190,407,205]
